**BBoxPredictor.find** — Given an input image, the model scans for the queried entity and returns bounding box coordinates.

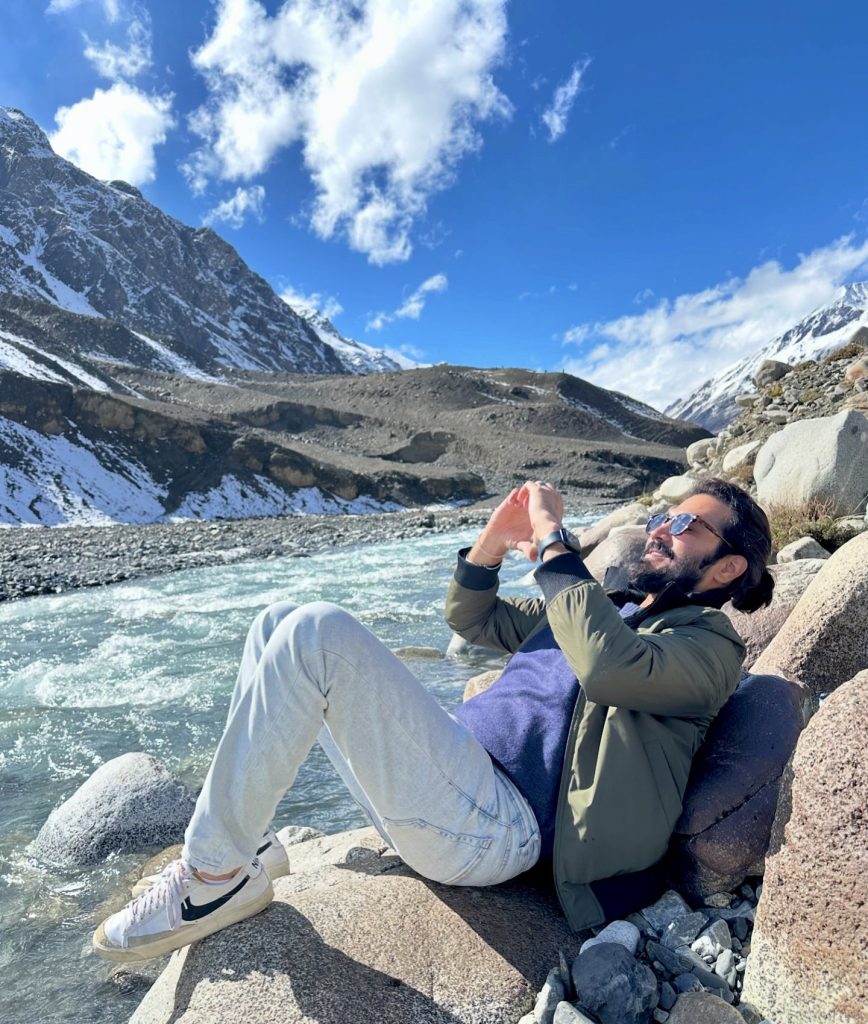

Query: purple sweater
[453,575,639,858]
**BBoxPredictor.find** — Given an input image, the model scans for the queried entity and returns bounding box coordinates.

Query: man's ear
[712,554,748,587]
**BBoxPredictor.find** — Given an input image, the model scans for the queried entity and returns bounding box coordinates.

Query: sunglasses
[645,512,734,552]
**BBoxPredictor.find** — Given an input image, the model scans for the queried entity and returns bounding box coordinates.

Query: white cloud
[47,0,120,21]
[50,83,173,185]
[280,286,343,320]
[83,17,152,80]
[366,273,447,330]
[203,185,266,229]
[561,236,868,409]
[184,0,510,264]
[541,58,590,142]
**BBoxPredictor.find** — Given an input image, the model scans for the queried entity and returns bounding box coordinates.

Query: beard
[628,538,720,596]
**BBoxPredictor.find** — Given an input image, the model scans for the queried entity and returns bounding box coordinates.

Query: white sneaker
[131,830,289,898]
[94,858,273,962]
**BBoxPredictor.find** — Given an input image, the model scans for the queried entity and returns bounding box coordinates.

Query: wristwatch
[537,527,582,560]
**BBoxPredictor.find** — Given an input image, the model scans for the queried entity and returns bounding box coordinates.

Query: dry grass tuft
[764,499,853,555]
[822,340,866,365]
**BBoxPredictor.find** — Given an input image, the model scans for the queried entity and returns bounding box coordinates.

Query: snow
[0,329,110,391]
[166,477,403,521]
[15,230,104,319]
[131,331,224,383]
[0,418,167,525]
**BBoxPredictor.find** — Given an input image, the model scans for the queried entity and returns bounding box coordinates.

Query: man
[93,477,773,961]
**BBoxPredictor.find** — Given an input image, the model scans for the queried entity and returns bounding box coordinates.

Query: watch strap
[537,527,582,560]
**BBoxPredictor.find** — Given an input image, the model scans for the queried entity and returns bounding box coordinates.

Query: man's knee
[267,600,363,652]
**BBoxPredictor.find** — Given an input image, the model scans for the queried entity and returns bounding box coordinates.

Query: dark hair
[693,478,774,612]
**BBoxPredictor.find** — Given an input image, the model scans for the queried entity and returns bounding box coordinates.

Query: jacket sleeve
[444,548,547,654]
[536,553,744,717]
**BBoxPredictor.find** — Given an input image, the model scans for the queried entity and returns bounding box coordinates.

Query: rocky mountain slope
[666,281,868,429]
[0,106,399,377]
[0,360,706,525]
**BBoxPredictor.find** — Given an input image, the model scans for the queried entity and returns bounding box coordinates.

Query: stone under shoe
[131,830,289,897]
[93,857,272,962]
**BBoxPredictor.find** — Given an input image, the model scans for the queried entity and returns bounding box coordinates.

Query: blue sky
[2,0,868,408]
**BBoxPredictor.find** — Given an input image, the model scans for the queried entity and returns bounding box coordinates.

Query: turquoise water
[0,516,596,1024]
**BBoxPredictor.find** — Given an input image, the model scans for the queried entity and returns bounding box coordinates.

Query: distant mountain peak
[0,106,53,156]
[666,280,868,429]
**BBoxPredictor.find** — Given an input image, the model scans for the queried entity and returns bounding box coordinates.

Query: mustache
[644,540,674,560]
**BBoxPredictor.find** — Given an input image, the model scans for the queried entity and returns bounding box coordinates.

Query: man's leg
[185,600,540,887]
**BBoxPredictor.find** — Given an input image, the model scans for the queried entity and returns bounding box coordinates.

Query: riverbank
[0,500,611,602]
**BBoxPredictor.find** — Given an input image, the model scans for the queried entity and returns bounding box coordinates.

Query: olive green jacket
[444,551,745,931]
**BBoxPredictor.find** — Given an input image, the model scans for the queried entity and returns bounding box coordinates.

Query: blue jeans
[183,601,541,886]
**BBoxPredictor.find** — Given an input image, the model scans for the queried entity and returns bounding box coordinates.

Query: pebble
[658,981,677,1010]
[662,912,708,950]
[653,1011,670,1023]
[641,891,693,935]
[552,1003,597,1024]
[533,968,566,1024]
[580,920,641,956]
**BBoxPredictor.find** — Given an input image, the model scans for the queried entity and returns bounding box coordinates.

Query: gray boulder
[30,752,196,866]
[668,991,745,1022]
[752,532,868,703]
[578,502,648,557]
[754,409,868,517]
[462,668,502,702]
[742,673,868,1024]
[130,827,584,1024]
[584,525,647,583]
[723,559,825,668]
[665,674,806,900]
[570,944,657,1024]
[775,536,829,562]
[656,476,696,504]
[686,437,715,467]
[753,359,791,388]
[721,440,761,474]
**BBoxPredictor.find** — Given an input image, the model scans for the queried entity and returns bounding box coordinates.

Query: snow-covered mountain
[666,281,868,429]
[295,309,412,373]
[0,106,399,378]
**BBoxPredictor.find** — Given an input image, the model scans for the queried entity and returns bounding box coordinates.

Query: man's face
[629,494,734,596]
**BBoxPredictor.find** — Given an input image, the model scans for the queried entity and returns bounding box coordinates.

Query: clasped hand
[474,481,565,563]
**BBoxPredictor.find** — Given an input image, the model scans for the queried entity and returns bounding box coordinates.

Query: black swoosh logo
[256,840,271,856]
[180,873,250,922]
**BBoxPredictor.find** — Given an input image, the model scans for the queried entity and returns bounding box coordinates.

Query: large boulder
[130,827,584,1024]
[754,409,868,517]
[656,476,696,504]
[753,359,791,388]
[723,558,825,668]
[751,533,868,703]
[577,502,649,557]
[741,672,868,1024]
[584,525,647,583]
[665,674,806,900]
[29,752,196,866]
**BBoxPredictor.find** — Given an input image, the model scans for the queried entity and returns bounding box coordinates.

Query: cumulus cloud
[561,236,868,409]
[50,82,173,185]
[280,286,343,320]
[366,273,447,330]
[541,58,590,142]
[184,0,510,264]
[47,0,120,21]
[203,185,266,228]
[83,16,152,80]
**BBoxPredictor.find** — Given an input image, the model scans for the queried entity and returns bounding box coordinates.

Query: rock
[733,394,759,409]
[29,752,196,867]
[751,533,868,703]
[462,669,502,702]
[584,525,648,583]
[130,827,583,1024]
[657,476,696,504]
[666,674,806,901]
[686,438,715,466]
[533,967,566,1024]
[579,919,641,956]
[741,674,868,1024]
[640,890,694,935]
[659,981,677,1010]
[775,536,829,562]
[754,409,868,517]
[723,559,825,668]
[714,949,737,988]
[844,355,868,381]
[661,912,707,950]
[721,441,761,474]
[275,824,324,847]
[673,973,703,994]
[695,918,732,957]
[571,944,658,1024]
[764,409,790,425]
[578,502,649,556]
[553,1004,597,1024]
[833,514,868,540]
[645,940,698,976]
[668,991,745,1023]
[753,359,791,388]
[392,646,444,659]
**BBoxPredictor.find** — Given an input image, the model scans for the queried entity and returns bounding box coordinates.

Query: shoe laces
[128,859,192,930]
